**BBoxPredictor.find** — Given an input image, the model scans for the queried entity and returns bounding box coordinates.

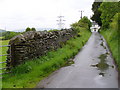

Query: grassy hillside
[2,29,91,88]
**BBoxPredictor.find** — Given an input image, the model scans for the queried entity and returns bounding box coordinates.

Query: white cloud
[0,0,94,31]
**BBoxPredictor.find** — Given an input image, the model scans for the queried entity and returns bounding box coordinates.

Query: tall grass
[2,29,91,88]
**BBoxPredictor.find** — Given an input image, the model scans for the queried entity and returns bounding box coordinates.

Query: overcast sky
[0,0,94,31]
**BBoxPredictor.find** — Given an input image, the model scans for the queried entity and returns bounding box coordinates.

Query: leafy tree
[99,2,119,29]
[31,27,36,31]
[91,1,102,26]
[78,16,92,29]
[25,27,31,32]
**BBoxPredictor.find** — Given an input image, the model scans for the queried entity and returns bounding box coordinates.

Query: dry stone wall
[7,29,77,68]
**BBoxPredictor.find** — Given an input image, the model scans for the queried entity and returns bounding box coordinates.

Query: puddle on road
[92,37,111,76]
[106,52,110,55]
[91,54,110,77]
[97,54,109,71]
[99,72,105,76]
[100,42,104,47]
[100,38,107,50]
[100,38,103,41]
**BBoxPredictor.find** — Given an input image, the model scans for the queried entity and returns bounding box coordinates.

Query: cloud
[0,0,94,31]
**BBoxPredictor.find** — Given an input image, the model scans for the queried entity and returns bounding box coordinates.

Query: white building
[90,21,100,32]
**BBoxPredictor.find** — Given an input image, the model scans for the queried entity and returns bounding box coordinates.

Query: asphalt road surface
[36,32,118,88]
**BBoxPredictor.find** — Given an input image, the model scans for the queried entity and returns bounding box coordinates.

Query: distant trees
[25,27,31,32]
[25,27,36,32]
[31,28,36,31]
[1,31,21,40]
[0,27,37,40]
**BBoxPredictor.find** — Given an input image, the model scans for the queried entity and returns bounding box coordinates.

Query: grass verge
[2,29,91,88]
[101,29,120,71]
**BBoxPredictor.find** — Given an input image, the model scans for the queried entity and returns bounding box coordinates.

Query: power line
[56,16,65,30]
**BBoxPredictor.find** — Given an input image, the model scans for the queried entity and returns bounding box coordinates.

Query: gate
[0,45,11,79]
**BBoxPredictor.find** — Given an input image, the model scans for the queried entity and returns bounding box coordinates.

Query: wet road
[36,32,118,88]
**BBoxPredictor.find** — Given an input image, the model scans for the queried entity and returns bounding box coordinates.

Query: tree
[91,1,102,26]
[31,27,36,31]
[78,16,92,29]
[25,27,31,32]
[99,2,119,29]
[71,16,91,31]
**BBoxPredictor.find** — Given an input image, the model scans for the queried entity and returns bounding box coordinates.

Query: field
[2,29,91,88]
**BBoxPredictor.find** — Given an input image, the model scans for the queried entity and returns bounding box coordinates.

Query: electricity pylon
[56,16,65,30]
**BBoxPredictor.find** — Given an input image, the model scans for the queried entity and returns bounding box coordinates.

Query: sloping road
[36,32,118,88]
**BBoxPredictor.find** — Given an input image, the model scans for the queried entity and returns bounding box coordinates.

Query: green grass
[2,29,91,88]
[0,40,9,55]
[101,29,120,70]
